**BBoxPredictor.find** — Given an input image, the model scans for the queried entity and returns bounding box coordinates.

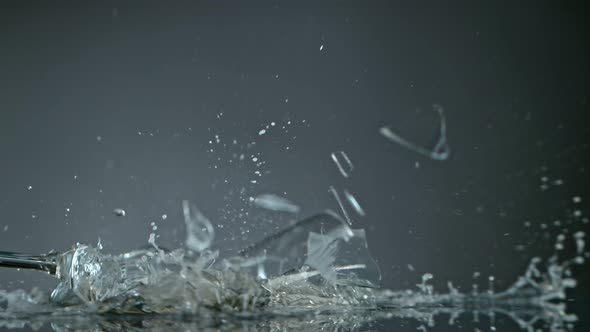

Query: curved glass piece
[227,211,381,288]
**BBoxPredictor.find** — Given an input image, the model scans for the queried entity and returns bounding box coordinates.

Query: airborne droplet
[113,208,126,217]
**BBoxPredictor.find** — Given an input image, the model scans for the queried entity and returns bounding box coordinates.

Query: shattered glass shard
[305,232,340,282]
[253,194,300,213]
[113,208,126,217]
[182,200,215,252]
[329,186,352,225]
[331,151,354,178]
[236,212,346,277]
[234,211,381,288]
[344,189,366,217]
[380,104,450,161]
[304,227,381,288]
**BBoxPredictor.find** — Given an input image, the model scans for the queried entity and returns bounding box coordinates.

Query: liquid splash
[0,212,585,332]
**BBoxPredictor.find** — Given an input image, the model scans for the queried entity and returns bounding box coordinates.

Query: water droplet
[113,208,126,217]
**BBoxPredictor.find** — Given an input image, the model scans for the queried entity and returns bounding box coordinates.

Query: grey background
[1,1,589,331]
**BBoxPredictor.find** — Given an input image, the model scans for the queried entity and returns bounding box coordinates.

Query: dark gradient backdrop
[1,1,589,331]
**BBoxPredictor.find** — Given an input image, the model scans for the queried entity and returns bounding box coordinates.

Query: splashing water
[0,210,585,331]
